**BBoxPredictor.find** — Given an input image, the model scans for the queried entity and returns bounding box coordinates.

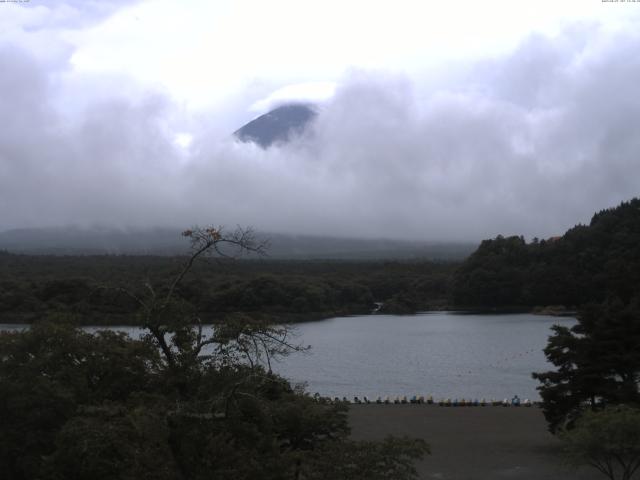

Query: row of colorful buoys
[312,394,534,407]
[436,396,533,407]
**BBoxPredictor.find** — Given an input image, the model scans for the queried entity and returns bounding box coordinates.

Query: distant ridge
[0,227,475,260]
[234,104,317,148]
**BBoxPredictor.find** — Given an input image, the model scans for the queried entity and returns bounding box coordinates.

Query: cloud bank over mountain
[1,11,640,241]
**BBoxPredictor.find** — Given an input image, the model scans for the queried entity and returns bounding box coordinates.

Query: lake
[0,312,573,400]
[273,312,573,400]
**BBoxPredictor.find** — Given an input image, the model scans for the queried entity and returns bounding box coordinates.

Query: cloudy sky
[1,0,640,241]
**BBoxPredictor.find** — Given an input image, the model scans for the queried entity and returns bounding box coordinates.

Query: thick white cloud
[64,0,640,111]
[250,82,337,113]
[1,3,640,241]
[178,26,640,241]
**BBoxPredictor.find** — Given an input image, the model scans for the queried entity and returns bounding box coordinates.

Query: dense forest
[0,254,455,324]
[452,198,640,309]
[2,198,640,324]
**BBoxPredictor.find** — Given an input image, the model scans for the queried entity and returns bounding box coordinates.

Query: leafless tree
[118,225,305,372]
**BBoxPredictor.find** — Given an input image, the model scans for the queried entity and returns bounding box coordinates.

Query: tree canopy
[452,198,640,308]
[561,406,640,480]
[0,226,428,480]
[533,297,640,433]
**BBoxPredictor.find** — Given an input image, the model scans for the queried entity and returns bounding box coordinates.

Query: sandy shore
[349,404,601,480]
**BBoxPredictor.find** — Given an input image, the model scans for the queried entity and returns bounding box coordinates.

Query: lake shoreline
[2,313,575,401]
[0,304,578,327]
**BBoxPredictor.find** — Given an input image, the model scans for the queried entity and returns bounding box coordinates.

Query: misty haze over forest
[2,1,640,242]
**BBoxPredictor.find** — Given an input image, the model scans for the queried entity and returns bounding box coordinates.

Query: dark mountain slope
[234,104,317,148]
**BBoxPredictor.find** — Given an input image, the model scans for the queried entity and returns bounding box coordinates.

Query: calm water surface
[273,312,574,400]
[1,313,574,400]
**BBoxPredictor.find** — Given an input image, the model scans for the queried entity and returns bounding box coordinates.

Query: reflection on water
[0,312,574,400]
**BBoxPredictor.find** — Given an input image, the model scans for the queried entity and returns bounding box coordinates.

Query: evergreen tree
[533,297,640,433]
[452,198,640,309]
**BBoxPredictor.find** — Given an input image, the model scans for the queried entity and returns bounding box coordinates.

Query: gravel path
[349,404,602,480]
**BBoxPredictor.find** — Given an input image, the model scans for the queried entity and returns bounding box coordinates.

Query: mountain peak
[234,103,317,148]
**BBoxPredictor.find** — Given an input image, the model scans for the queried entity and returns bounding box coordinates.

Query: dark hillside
[452,198,640,308]
[233,103,317,148]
